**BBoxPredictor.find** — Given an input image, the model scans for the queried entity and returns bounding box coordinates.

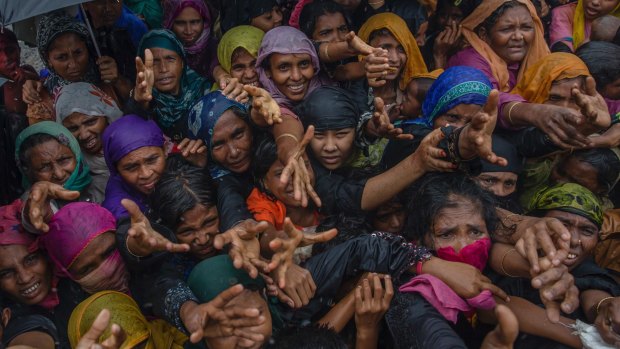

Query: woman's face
[68,232,116,280]
[432,103,481,129]
[150,47,184,95]
[267,53,315,103]
[206,290,272,349]
[172,7,204,46]
[437,5,464,29]
[544,210,599,270]
[230,48,259,86]
[332,0,361,11]
[175,204,220,260]
[426,196,489,253]
[372,201,406,233]
[0,246,52,306]
[551,156,606,195]
[0,39,20,79]
[211,110,253,173]
[117,146,166,194]
[369,33,406,82]
[480,5,535,65]
[250,6,283,32]
[62,113,108,155]
[544,77,584,110]
[26,139,77,186]
[583,0,620,20]
[263,155,314,207]
[474,172,518,197]
[312,12,349,43]
[47,33,90,82]
[309,128,356,170]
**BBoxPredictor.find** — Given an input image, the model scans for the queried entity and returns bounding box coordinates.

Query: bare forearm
[361,154,423,210]
[356,329,380,349]
[581,289,612,322]
[489,243,530,278]
[316,291,356,332]
[318,41,357,63]
[273,114,304,165]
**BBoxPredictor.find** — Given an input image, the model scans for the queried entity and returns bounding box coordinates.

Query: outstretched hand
[27,181,80,232]
[280,126,322,208]
[345,31,374,56]
[245,85,282,125]
[365,97,414,140]
[213,219,271,278]
[411,127,456,172]
[480,305,518,349]
[134,49,154,104]
[75,309,126,349]
[573,76,611,133]
[177,138,207,168]
[220,76,249,103]
[364,48,390,88]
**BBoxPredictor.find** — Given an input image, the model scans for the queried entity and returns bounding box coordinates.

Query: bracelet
[368,0,385,5]
[416,251,433,275]
[507,102,522,125]
[323,42,331,61]
[125,235,143,259]
[275,133,299,143]
[500,248,518,277]
[596,296,614,315]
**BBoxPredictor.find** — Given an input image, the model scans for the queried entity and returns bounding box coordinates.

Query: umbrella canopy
[0,0,92,26]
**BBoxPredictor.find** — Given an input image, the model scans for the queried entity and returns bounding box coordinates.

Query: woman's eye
[24,254,39,266]
[0,271,14,279]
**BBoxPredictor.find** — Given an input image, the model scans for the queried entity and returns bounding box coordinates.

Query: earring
[578,239,582,244]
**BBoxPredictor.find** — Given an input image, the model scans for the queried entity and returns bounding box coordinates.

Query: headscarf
[15,121,92,191]
[68,291,187,349]
[125,0,164,29]
[188,255,265,302]
[0,28,19,52]
[481,134,523,174]
[256,26,324,109]
[217,25,265,74]
[459,0,549,92]
[54,82,123,123]
[162,0,212,55]
[0,199,60,310]
[221,0,278,32]
[137,29,211,130]
[102,115,165,219]
[573,0,620,49]
[36,14,99,93]
[410,68,444,81]
[511,52,590,104]
[415,66,492,128]
[294,86,360,131]
[40,202,116,278]
[358,13,428,91]
[530,182,603,228]
[187,91,247,179]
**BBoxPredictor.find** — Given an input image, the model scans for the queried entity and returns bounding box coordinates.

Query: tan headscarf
[460,0,550,92]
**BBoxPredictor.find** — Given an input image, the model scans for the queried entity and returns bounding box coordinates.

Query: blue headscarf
[187,91,247,179]
[415,66,492,128]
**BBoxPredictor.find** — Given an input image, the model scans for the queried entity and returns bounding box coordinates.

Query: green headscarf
[125,0,164,30]
[529,182,604,228]
[217,25,265,74]
[15,121,91,192]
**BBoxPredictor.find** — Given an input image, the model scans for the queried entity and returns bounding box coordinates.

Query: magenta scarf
[162,0,212,55]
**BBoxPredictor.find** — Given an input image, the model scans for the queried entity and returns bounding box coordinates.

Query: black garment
[123,98,190,142]
[216,172,254,231]
[95,27,138,83]
[2,314,59,348]
[346,0,427,35]
[0,108,27,205]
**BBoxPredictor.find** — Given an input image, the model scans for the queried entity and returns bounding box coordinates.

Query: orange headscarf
[358,13,428,91]
[511,52,590,104]
[460,0,550,92]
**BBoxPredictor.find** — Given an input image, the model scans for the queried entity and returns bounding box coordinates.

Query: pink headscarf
[162,0,212,55]
[40,202,116,278]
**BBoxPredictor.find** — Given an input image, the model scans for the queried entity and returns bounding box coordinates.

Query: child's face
[309,128,356,170]
[372,201,406,233]
[263,155,315,207]
[583,0,619,20]
[400,80,422,118]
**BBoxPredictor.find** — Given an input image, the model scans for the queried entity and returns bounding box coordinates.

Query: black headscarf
[481,135,523,174]
[294,86,360,131]
[220,0,278,32]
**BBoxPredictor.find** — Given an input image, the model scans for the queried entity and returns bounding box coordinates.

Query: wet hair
[576,41,620,92]
[250,134,279,189]
[299,1,351,39]
[149,156,216,231]
[265,325,347,349]
[559,148,620,194]
[17,133,62,172]
[477,0,527,35]
[368,28,395,44]
[403,172,498,243]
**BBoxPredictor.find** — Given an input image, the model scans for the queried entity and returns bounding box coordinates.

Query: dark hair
[561,148,620,194]
[477,0,527,35]
[576,41,620,92]
[149,157,216,230]
[411,77,435,103]
[403,172,498,243]
[17,133,62,173]
[428,0,477,34]
[265,325,347,349]
[250,134,279,190]
[299,1,350,38]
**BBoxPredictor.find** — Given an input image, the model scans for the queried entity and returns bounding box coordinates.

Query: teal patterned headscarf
[15,121,91,192]
[530,182,604,228]
[413,66,492,128]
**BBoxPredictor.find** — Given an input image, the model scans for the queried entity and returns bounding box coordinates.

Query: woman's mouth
[584,7,599,17]
[287,82,306,94]
[20,281,41,298]
[83,137,99,151]
[321,155,341,165]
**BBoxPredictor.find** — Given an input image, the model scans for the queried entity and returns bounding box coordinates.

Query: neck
[373,79,399,103]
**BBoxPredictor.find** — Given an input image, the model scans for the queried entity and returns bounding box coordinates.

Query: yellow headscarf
[358,13,428,91]
[573,0,620,49]
[512,52,590,104]
[410,68,444,81]
[68,291,187,349]
[217,25,265,74]
[460,0,550,92]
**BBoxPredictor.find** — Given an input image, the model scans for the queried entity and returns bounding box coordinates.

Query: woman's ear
[1,307,11,327]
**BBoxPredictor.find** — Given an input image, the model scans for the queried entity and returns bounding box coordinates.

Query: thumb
[374,97,385,113]
[243,84,261,97]
[585,76,597,97]
[247,220,270,237]
[345,31,355,42]
[51,186,80,201]
[494,305,519,344]
[36,81,43,92]
[483,89,499,116]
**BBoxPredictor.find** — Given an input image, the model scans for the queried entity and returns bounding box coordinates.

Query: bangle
[500,248,518,277]
[125,235,143,259]
[323,42,331,61]
[416,251,432,274]
[507,102,522,125]
[368,0,385,5]
[275,133,299,143]
[596,296,614,315]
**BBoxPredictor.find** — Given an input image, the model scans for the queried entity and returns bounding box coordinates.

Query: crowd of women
[1,0,620,347]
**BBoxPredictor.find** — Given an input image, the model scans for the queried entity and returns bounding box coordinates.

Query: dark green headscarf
[15,121,92,192]
[529,182,603,228]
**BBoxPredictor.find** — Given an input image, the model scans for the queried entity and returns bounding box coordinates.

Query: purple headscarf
[41,202,116,278]
[162,0,212,54]
[256,26,325,109]
[101,115,165,219]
